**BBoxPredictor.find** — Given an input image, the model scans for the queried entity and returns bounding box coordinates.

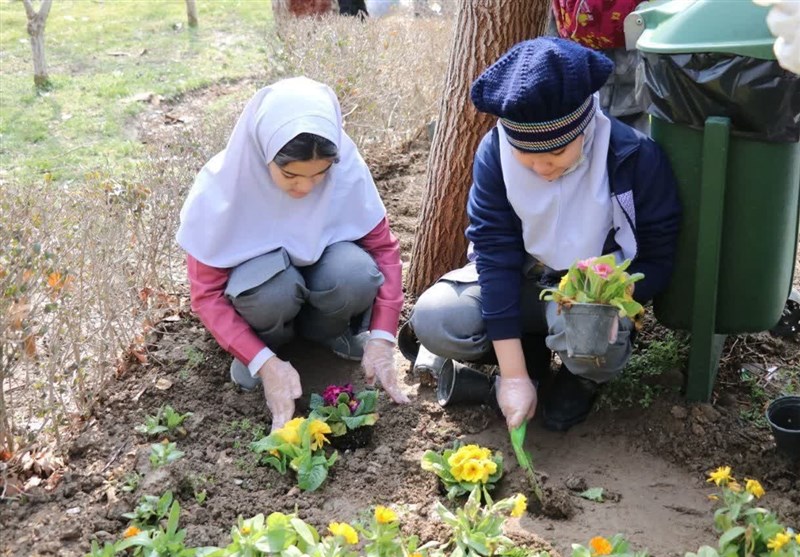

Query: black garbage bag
[643,52,800,143]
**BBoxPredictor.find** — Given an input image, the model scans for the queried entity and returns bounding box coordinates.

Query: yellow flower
[795,533,800,544]
[447,445,494,483]
[707,494,719,501]
[123,526,141,538]
[589,536,613,556]
[744,478,765,498]
[277,417,305,445]
[728,481,743,493]
[767,532,791,551]
[308,419,331,451]
[328,522,359,545]
[558,274,569,291]
[707,466,733,486]
[374,505,398,524]
[410,554,423,557]
[510,494,527,518]
[479,459,498,483]
[460,460,484,483]
[241,525,251,535]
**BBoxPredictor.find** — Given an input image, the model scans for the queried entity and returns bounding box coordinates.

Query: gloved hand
[496,375,537,429]
[258,356,303,432]
[361,338,411,404]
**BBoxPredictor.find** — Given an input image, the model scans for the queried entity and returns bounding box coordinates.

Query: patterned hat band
[500,96,596,153]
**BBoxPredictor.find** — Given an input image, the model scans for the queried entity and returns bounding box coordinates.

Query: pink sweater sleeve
[186,255,266,365]
[358,217,403,336]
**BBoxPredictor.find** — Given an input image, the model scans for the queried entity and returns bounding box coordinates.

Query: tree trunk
[272,0,291,21]
[186,0,199,28]
[22,0,53,90]
[407,0,549,296]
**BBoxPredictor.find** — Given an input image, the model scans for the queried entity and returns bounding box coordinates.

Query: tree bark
[407,0,549,296]
[22,0,53,90]
[186,0,199,28]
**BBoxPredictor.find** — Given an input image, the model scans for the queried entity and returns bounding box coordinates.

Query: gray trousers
[225,242,384,349]
[409,263,633,383]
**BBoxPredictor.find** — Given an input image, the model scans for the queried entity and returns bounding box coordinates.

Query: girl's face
[268,158,334,198]
[511,134,584,181]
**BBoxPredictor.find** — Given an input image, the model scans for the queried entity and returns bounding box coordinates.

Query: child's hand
[362,339,410,404]
[258,357,303,431]
[496,375,537,429]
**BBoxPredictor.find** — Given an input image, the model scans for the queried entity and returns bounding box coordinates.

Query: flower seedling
[421,443,503,500]
[149,440,185,469]
[122,490,174,528]
[433,488,528,556]
[309,384,379,436]
[539,255,644,319]
[509,423,544,504]
[571,534,647,557]
[686,466,800,557]
[116,500,198,556]
[250,417,338,492]
[135,405,192,437]
[206,512,322,556]
[358,505,434,557]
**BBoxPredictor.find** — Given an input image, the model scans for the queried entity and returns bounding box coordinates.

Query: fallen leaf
[579,487,605,502]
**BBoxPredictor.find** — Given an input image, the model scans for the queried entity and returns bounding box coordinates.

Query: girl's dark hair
[273,133,339,167]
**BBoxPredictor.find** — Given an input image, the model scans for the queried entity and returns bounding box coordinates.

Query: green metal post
[686,117,730,401]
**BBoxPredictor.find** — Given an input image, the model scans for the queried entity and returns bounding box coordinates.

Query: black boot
[542,365,600,431]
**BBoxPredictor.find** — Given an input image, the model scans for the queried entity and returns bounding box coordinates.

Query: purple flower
[322,384,355,406]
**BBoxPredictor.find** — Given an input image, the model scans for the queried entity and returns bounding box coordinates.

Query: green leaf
[297,462,328,492]
[718,526,746,548]
[578,487,604,502]
[290,517,318,546]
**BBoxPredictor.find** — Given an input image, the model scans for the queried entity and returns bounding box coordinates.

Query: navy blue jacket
[466,117,681,340]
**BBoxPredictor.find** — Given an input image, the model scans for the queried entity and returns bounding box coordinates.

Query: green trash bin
[625,0,800,400]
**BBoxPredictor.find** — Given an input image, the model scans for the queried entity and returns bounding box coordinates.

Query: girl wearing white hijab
[177,77,409,431]
[409,39,680,433]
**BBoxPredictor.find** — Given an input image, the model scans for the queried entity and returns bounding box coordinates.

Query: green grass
[0,0,274,184]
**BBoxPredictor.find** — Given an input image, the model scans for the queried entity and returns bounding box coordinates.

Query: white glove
[361,339,410,404]
[496,375,537,429]
[258,357,303,432]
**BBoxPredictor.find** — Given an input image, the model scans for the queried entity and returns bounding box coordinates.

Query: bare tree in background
[272,0,287,21]
[21,0,53,90]
[407,0,550,296]
[186,0,198,28]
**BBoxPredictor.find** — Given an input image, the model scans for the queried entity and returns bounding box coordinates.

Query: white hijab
[498,97,613,271]
[176,77,386,268]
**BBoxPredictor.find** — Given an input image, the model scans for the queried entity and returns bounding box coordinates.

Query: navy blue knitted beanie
[471,37,613,152]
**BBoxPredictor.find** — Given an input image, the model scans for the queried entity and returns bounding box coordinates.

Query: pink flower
[576,258,596,271]
[322,384,355,406]
[348,399,360,412]
[592,263,613,279]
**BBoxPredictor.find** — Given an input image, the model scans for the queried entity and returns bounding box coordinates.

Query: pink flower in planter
[322,384,355,406]
[576,257,596,271]
[592,263,613,279]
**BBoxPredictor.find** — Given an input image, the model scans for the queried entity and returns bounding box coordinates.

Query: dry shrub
[0,120,224,461]
[273,13,454,158]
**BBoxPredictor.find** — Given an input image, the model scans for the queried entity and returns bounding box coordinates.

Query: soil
[2,82,800,557]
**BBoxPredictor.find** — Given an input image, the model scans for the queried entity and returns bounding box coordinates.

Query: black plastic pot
[329,426,373,451]
[766,395,800,460]
[437,361,499,410]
